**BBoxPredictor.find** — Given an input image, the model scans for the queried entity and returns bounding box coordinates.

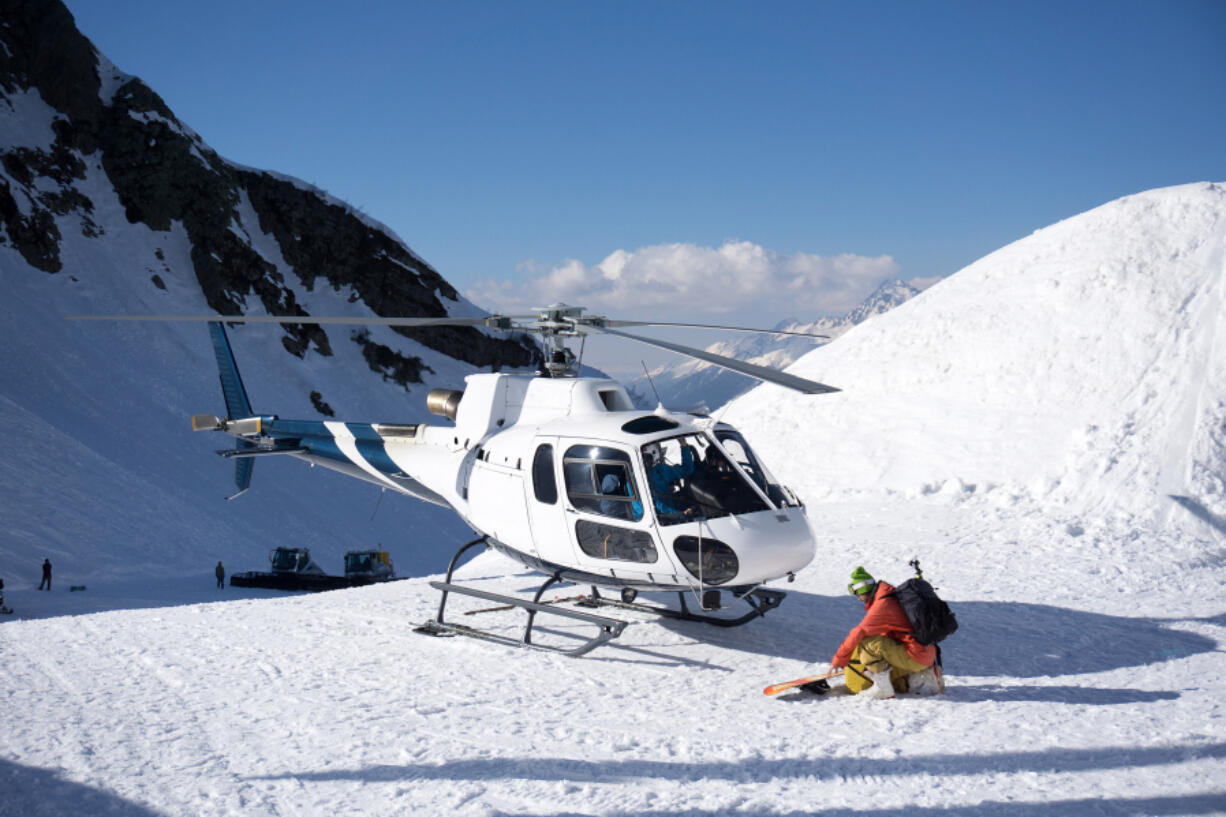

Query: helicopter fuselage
[209,372,816,594]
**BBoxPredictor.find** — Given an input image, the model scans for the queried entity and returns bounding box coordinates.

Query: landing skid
[576,585,787,627]
[413,537,788,657]
[413,537,627,658]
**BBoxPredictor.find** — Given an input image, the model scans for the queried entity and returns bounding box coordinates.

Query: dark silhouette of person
[39,558,51,591]
[215,561,225,589]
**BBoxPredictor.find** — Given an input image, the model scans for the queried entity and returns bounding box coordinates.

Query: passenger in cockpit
[644,442,698,521]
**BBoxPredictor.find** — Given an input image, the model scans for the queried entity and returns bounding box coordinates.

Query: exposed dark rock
[309,390,335,417]
[0,0,103,146]
[0,0,540,374]
[353,330,433,391]
[151,274,166,290]
[240,169,538,369]
[0,176,62,271]
[0,127,91,270]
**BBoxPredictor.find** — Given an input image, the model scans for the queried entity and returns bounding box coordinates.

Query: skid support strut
[413,538,627,657]
[577,585,787,627]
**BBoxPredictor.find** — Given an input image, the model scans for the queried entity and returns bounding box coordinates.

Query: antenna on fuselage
[641,361,665,412]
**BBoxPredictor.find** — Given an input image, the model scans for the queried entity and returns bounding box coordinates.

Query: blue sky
[68,0,1225,329]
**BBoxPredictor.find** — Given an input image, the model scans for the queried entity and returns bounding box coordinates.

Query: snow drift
[728,182,1226,536]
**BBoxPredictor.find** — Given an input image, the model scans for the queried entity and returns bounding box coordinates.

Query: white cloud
[465,240,901,323]
[906,275,944,292]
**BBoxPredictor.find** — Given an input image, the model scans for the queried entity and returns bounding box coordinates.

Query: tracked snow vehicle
[231,546,400,591]
[230,547,351,591]
[343,548,396,585]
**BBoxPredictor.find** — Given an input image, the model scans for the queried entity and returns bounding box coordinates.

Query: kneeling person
[831,566,936,697]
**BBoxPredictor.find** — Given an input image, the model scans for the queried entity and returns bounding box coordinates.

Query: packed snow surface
[3,183,1226,816]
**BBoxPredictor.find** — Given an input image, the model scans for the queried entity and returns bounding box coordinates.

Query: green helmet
[847,566,877,596]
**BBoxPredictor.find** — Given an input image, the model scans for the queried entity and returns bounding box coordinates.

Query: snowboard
[763,671,839,696]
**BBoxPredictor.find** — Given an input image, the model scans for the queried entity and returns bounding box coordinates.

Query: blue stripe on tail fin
[207,321,253,419]
[208,322,256,499]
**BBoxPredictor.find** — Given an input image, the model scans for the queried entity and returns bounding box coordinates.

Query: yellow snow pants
[844,635,931,695]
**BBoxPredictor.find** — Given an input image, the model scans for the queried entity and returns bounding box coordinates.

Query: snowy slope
[0,14,534,585]
[729,182,1226,532]
[1,183,1225,816]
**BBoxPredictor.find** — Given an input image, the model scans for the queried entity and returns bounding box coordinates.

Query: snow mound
[726,182,1226,534]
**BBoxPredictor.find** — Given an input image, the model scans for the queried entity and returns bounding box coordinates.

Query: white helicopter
[75,304,838,655]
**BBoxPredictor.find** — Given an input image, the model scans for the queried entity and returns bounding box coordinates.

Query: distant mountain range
[627,279,921,411]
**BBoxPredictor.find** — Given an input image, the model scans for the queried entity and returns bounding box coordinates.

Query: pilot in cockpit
[643,441,698,521]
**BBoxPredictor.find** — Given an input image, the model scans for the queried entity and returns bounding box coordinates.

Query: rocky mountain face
[629,279,922,411]
[0,0,537,376]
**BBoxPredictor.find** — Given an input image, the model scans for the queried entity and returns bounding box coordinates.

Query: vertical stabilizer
[207,322,257,499]
[208,321,253,419]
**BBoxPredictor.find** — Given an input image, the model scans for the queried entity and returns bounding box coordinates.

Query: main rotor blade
[587,325,840,395]
[66,314,530,328]
[600,320,828,339]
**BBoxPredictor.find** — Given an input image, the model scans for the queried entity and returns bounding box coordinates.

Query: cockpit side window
[715,429,802,508]
[562,445,643,522]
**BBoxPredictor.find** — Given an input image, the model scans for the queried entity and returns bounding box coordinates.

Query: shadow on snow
[484,793,1226,817]
[637,589,1219,678]
[0,757,168,817]
[251,742,1226,793]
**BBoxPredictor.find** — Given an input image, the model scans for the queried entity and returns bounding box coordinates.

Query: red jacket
[830,581,936,668]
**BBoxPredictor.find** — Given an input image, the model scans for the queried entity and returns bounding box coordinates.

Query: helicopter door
[525,439,569,566]
[558,443,661,582]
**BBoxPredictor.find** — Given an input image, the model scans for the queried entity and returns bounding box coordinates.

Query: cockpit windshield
[640,433,770,525]
[713,428,802,509]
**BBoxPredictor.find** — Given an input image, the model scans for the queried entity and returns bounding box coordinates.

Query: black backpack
[890,577,958,645]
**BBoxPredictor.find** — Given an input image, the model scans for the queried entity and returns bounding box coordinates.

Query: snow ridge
[728,181,1226,541]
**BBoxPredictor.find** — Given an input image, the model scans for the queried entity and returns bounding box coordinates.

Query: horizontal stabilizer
[217,445,307,459]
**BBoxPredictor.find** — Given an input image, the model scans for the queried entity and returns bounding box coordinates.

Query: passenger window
[532,444,557,504]
[562,445,643,522]
[575,520,657,563]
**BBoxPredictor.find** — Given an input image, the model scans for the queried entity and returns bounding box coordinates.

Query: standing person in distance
[215,561,225,589]
[38,558,51,591]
